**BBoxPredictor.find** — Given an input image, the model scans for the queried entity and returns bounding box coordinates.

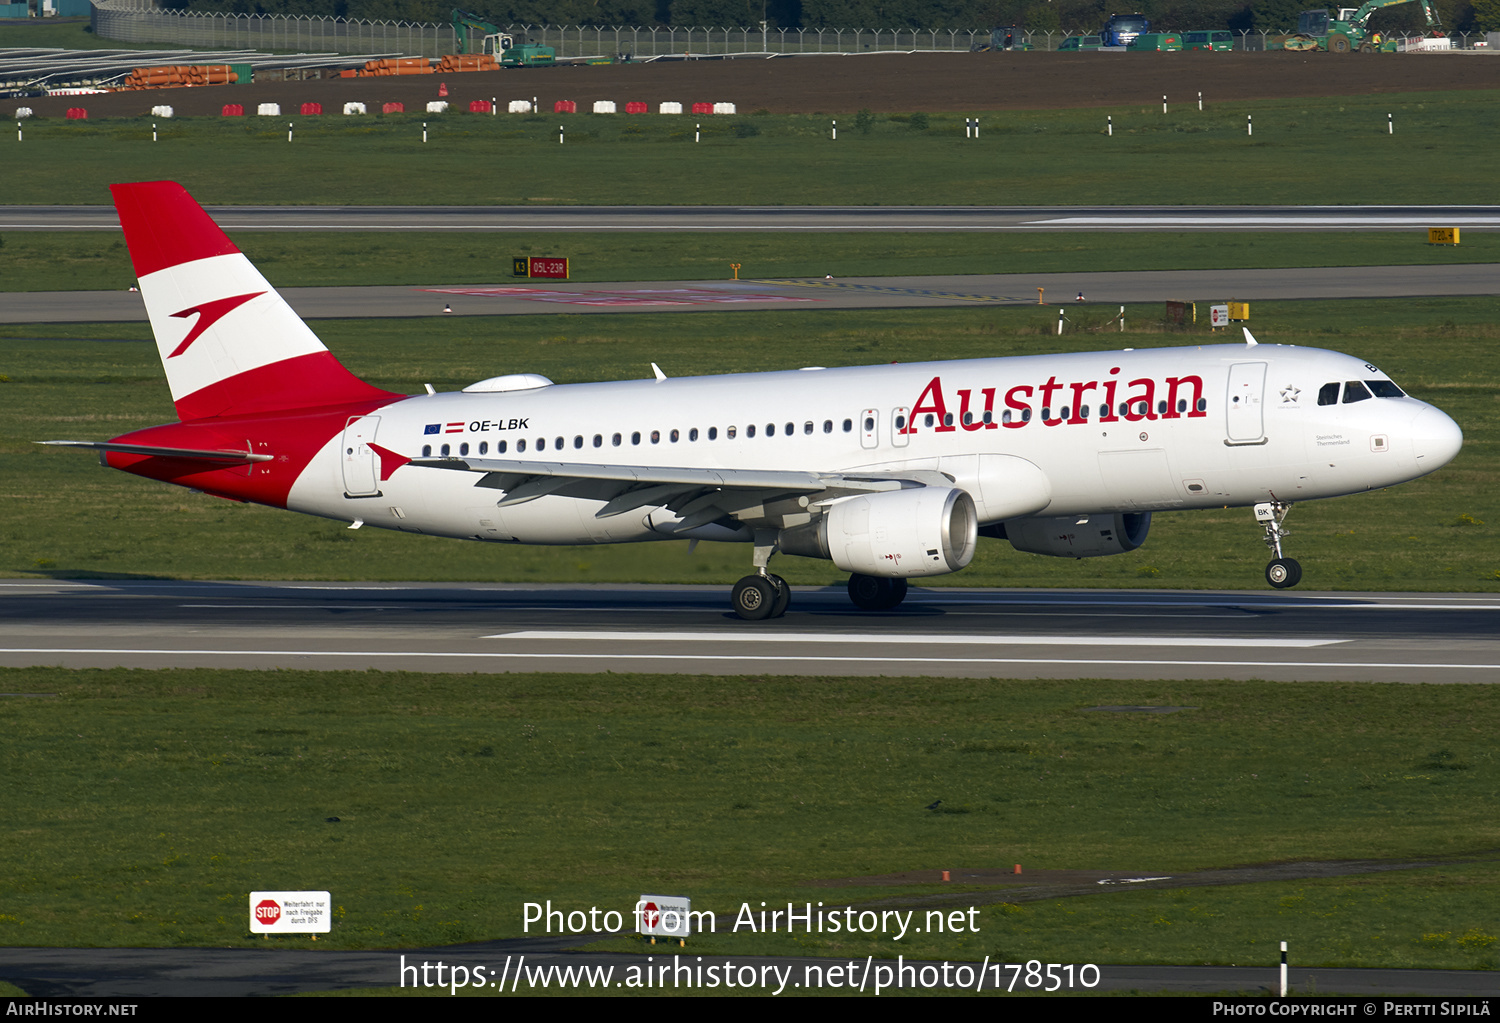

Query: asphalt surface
[4,203,1500,232]
[4,942,1498,997]
[5,264,1498,323]
[2,580,1497,682]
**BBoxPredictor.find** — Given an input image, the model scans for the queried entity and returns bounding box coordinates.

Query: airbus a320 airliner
[45,182,1463,619]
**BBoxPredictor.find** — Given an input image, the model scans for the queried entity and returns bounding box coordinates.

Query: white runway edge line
[1038,217,1500,227]
[487,631,1346,648]
[3,648,1499,671]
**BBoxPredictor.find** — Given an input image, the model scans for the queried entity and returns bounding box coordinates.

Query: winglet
[651,362,667,381]
[1243,327,1258,347]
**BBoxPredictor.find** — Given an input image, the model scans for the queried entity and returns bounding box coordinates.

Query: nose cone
[1411,406,1463,473]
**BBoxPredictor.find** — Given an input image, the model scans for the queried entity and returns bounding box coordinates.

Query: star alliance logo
[1280,385,1301,404]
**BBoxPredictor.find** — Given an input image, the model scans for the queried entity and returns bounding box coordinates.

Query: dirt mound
[21,50,1500,120]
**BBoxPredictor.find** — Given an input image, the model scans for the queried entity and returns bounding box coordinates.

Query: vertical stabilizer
[111,181,398,420]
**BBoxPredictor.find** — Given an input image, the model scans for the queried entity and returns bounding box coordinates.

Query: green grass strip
[2,666,1497,967]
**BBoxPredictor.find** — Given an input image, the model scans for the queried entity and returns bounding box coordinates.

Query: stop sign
[641,901,659,928]
[255,899,281,926]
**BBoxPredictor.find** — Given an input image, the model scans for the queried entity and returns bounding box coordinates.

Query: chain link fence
[90,3,1489,58]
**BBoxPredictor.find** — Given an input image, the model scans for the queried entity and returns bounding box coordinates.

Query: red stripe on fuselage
[105,397,405,508]
[173,350,402,421]
[111,181,241,279]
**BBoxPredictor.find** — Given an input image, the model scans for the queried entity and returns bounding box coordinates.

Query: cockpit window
[1318,382,1340,406]
[1342,381,1372,403]
[1367,380,1405,398]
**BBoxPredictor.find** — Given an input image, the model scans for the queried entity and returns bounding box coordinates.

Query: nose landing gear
[1255,501,1302,589]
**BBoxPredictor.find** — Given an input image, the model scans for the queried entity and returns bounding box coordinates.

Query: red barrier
[691,102,713,114]
[299,102,322,116]
[468,99,492,113]
[625,101,648,114]
[65,107,87,119]
[554,99,577,113]
[382,101,404,114]
[438,81,449,97]
[221,104,244,116]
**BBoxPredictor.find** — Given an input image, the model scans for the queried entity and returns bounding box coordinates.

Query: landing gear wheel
[847,574,909,611]
[768,574,791,618]
[732,575,778,620]
[1266,558,1302,589]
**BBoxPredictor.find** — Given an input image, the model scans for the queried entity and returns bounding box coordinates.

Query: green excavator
[1266,0,1441,52]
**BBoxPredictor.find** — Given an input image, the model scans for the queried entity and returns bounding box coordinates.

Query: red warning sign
[254,899,282,926]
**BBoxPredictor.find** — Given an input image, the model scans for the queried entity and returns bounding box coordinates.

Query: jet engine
[779,486,977,578]
[990,512,1151,559]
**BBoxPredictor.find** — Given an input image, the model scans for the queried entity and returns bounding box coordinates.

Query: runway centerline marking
[486,630,1346,648]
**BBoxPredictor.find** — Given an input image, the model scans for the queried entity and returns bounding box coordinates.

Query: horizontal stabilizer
[38,440,273,463]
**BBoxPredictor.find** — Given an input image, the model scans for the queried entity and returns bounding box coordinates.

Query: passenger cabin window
[422,444,432,457]
[1342,381,1373,403]
[727,426,737,439]
[497,440,507,454]
[441,443,451,456]
[842,419,853,433]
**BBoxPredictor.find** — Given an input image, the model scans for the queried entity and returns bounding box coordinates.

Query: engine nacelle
[993,512,1151,559]
[780,486,978,578]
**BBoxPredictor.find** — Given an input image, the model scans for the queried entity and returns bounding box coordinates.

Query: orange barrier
[382,102,404,114]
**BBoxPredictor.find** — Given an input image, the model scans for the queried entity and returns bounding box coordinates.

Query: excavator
[1267,0,1441,52]
[450,8,555,65]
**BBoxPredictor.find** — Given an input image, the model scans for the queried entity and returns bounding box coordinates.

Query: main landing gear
[731,530,792,620]
[731,573,790,621]
[729,532,914,620]
[847,574,908,611]
[1255,500,1302,589]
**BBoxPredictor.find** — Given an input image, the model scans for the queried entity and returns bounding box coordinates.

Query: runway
[3,580,1497,682]
[5,204,1500,232]
[5,264,1498,323]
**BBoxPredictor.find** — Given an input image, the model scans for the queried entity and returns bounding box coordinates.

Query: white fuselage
[287,343,1460,547]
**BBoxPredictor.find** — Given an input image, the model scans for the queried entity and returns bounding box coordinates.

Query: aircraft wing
[410,455,942,530]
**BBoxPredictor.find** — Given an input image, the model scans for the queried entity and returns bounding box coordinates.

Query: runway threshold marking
[486,630,1347,648]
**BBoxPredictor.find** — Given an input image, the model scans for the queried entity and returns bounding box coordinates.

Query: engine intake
[780,486,977,578]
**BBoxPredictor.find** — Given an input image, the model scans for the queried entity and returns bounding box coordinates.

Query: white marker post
[695,122,700,142]
[1198,90,1202,111]
[152,122,157,142]
[1280,940,1288,996]
[287,122,292,143]
[831,119,837,141]
[1247,114,1253,136]
[1162,94,1167,114]
[15,121,20,142]
[559,124,564,144]
[1056,308,1064,335]
[1388,112,1393,134]
[1107,115,1112,136]
[491,96,497,116]
[423,121,427,143]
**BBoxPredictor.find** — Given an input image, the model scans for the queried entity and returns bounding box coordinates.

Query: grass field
[6,90,1499,206]
[3,229,1496,293]
[1,298,1493,591]
[2,667,1496,968]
